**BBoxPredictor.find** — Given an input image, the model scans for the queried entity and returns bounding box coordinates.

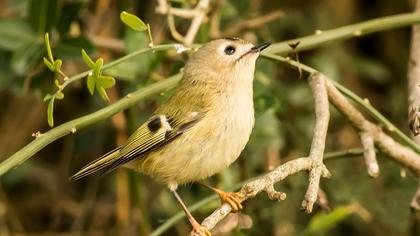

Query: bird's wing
[102,111,204,174]
[70,111,203,180]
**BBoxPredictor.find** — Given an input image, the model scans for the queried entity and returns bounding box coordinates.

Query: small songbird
[71,38,270,235]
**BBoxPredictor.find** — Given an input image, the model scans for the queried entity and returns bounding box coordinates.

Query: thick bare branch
[302,73,330,213]
[325,79,420,175]
[408,0,420,139]
[200,158,312,231]
[360,131,380,178]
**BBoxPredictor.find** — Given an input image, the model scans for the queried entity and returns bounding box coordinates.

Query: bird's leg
[170,188,211,236]
[198,183,244,212]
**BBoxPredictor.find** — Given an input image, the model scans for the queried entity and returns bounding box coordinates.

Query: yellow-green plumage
[71,38,267,191]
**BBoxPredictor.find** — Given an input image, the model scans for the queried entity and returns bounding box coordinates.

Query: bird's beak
[250,42,271,53]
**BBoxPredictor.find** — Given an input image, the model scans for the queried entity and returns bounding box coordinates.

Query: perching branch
[198,158,330,232]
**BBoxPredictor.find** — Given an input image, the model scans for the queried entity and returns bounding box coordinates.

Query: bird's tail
[70,147,122,180]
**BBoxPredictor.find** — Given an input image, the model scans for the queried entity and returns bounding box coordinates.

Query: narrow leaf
[305,206,353,235]
[97,86,110,102]
[120,11,148,31]
[81,49,95,68]
[44,33,54,61]
[87,74,95,95]
[98,76,116,88]
[47,97,55,127]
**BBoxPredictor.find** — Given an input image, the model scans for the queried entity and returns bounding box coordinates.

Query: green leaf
[93,58,103,78]
[87,74,95,95]
[98,76,115,88]
[47,97,55,127]
[52,59,62,72]
[120,11,148,32]
[81,49,95,68]
[43,93,52,101]
[97,86,110,102]
[44,32,53,61]
[55,91,64,99]
[0,19,37,51]
[43,57,53,70]
[304,206,354,235]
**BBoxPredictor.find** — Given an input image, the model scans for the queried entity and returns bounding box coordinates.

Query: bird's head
[183,38,271,82]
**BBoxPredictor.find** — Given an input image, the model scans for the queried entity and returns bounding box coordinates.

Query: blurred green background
[0,0,419,235]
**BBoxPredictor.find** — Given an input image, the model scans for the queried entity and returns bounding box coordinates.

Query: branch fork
[191,73,332,234]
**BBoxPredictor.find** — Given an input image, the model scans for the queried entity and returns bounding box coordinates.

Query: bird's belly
[132,108,254,185]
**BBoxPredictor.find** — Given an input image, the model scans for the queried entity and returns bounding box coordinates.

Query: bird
[71,38,271,236]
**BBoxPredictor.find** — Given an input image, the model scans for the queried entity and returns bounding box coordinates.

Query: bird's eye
[224,46,236,55]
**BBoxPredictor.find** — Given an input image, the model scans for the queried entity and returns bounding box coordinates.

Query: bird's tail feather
[70,147,122,180]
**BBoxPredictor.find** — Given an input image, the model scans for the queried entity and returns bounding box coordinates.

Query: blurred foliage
[0,0,419,236]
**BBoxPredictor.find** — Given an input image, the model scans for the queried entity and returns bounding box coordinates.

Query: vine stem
[0,74,182,176]
[59,44,178,90]
[266,12,420,54]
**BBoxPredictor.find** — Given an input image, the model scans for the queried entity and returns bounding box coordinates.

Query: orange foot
[218,191,244,212]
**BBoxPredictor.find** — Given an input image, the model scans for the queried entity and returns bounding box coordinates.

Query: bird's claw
[219,191,244,212]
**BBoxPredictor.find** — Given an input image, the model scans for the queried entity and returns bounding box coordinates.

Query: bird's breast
[134,83,255,185]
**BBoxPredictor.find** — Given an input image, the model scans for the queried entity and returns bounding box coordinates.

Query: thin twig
[316,188,332,212]
[156,0,210,45]
[184,0,210,45]
[156,0,200,19]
